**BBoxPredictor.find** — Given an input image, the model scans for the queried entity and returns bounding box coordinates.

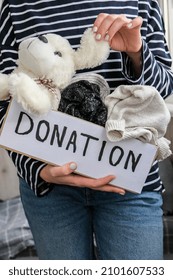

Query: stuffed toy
[0,28,110,115]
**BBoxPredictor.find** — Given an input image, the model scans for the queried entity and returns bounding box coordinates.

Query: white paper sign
[0,99,157,193]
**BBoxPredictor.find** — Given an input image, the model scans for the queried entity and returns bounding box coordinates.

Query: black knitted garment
[58,80,107,127]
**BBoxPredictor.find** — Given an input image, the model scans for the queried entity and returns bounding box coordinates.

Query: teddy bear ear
[74,28,110,70]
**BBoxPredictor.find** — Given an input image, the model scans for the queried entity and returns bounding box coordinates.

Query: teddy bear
[0,28,110,115]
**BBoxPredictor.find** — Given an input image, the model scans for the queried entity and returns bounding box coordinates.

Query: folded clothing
[105,85,172,160]
[59,78,108,127]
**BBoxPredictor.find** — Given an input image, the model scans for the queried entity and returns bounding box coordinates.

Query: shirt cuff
[34,162,54,197]
[121,40,144,84]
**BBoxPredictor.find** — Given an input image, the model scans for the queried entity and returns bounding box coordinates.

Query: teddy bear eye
[54,51,62,57]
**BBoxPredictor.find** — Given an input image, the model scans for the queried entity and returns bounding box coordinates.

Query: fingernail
[95,33,102,40]
[70,163,77,170]
[93,26,98,33]
[127,22,133,28]
[105,34,109,41]
[119,191,125,196]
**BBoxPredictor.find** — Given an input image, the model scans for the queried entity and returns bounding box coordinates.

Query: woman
[0,0,173,259]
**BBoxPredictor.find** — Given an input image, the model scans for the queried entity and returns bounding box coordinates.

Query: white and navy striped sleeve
[122,0,173,99]
[0,1,51,196]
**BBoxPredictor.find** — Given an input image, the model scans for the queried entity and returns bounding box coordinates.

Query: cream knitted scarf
[104,85,172,160]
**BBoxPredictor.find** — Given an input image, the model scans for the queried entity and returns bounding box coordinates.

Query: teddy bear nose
[38,35,48,43]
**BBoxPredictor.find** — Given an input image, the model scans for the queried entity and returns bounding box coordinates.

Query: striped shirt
[1,0,173,196]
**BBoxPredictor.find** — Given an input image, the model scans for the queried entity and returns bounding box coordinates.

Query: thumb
[53,162,77,176]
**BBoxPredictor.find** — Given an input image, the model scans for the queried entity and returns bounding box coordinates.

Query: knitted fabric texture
[58,79,108,127]
[71,73,110,101]
[104,85,172,160]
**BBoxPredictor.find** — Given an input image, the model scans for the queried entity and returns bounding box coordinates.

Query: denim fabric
[19,178,163,260]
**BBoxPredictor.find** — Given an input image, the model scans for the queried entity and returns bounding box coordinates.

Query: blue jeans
[19,178,163,260]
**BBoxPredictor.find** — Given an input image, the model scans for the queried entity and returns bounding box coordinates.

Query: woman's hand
[93,13,143,76]
[40,162,125,195]
[93,13,143,53]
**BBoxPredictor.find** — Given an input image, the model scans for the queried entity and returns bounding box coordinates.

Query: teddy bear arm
[9,73,52,115]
